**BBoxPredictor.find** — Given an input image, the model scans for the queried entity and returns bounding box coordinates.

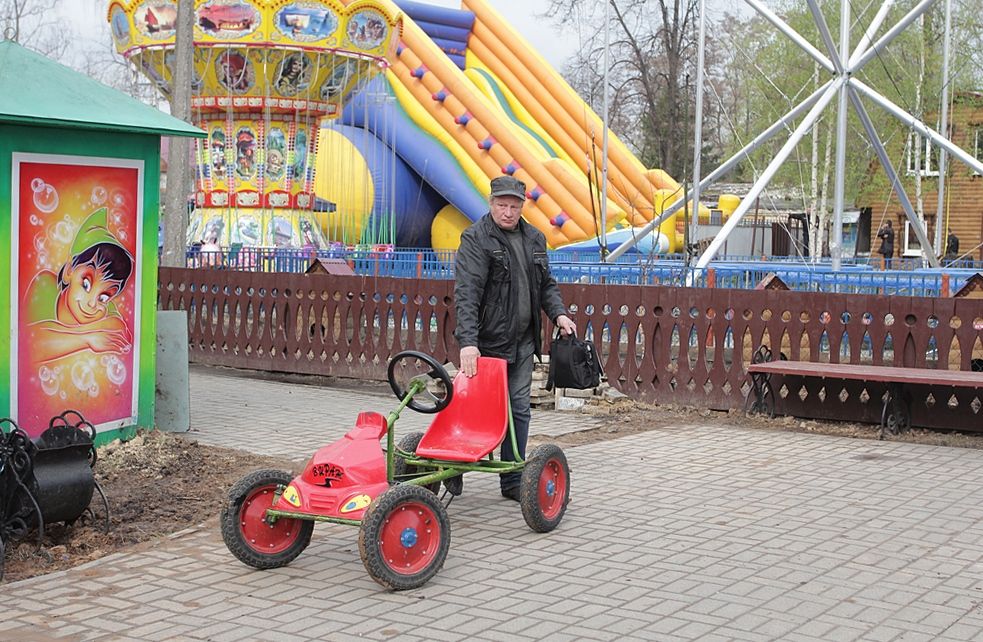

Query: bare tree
[1,0,70,60]
[548,0,705,178]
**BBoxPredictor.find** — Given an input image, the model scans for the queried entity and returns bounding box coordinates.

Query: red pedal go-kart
[220,351,571,590]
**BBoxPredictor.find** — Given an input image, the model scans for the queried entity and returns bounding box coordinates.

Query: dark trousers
[500,351,534,491]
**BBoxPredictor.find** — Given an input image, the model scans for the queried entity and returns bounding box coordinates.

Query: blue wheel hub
[400,527,418,548]
[545,479,556,497]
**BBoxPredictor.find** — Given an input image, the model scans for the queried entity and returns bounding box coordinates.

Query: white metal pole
[604,79,835,262]
[848,86,940,267]
[934,0,952,258]
[744,0,835,72]
[806,0,845,71]
[850,0,939,73]
[690,0,707,248]
[849,0,895,65]
[600,0,610,256]
[852,79,983,175]
[831,0,850,270]
[692,79,843,274]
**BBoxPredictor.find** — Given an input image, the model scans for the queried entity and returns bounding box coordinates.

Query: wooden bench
[746,349,983,438]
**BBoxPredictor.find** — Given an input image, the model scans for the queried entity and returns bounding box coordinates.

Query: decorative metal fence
[159,268,983,431]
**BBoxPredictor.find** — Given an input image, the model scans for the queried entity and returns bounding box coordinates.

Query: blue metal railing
[182,246,979,296]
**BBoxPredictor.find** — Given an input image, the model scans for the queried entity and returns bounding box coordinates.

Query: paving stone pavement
[4,369,983,641]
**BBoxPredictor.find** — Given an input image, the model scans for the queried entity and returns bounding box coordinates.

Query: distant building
[856,91,983,262]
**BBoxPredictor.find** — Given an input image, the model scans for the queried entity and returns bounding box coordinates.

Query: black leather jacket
[454,214,567,363]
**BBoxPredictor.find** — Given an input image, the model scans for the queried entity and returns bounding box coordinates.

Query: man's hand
[460,346,480,377]
[556,314,577,337]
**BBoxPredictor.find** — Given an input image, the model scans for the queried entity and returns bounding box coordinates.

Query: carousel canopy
[0,39,204,138]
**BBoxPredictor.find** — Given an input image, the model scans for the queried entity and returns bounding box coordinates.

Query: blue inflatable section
[341,77,489,228]
[396,0,474,70]
[326,123,445,247]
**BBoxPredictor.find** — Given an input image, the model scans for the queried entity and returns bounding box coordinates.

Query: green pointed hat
[70,208,125,256]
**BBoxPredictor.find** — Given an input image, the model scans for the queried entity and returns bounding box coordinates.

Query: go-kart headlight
[340,494,372,513]
[281,484,301,507]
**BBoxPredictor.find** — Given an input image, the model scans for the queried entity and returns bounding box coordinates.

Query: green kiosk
[0,39,203,446]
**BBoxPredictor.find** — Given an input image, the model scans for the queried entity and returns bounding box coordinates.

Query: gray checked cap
[489,175,527,201]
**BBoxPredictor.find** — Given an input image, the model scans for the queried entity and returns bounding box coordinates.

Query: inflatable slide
[316,0,692,252]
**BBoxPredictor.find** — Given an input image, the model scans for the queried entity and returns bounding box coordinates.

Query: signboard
[11,153,143,435]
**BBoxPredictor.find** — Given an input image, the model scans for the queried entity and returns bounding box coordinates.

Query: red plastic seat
[415,357,509,462]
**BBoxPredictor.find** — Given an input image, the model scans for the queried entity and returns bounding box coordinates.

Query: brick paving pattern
[3,369,983,640]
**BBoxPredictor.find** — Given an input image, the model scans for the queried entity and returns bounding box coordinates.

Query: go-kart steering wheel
[387,351,454,414]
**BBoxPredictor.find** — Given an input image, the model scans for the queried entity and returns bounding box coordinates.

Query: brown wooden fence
[159,268,983,431]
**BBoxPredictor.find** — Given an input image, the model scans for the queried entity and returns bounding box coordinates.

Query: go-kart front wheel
[220,469,313,569]
[358,484,450,590]
[519,444,570,533]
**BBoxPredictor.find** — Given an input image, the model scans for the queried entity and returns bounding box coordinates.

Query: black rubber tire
[519,444,571,533]
[394,432,440,493]
[220,469,313,570]
[358,484,450,590]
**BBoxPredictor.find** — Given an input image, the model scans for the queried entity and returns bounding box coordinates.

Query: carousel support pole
[847,86,940,267]
[831,0,850,271]
[691,79,842,278]
[605,80,834,262]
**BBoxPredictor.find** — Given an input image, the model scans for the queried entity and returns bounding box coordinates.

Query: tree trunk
[818,116,834,257]
[161,0,195,268]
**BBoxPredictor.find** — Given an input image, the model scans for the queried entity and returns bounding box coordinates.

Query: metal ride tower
[608,0,983,275]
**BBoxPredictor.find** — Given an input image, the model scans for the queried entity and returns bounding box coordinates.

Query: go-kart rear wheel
[394,432,440,494]
[220,469,313,570]
[519,444,570,533]
[358,484,450,590]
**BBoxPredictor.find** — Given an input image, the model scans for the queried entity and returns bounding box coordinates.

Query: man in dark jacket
[454,176,576,500]
[877,220,894,270]
[945,228,960,263]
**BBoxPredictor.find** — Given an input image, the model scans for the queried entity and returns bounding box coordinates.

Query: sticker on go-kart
[340,494,372,513]
[311,463,344,487]
[282,485,301,507]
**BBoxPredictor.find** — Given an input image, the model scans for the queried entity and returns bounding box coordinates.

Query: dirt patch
[2,431,299,584]
[5,399,983,585]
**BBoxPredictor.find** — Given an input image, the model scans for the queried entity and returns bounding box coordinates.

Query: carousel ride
[108,0,403,250]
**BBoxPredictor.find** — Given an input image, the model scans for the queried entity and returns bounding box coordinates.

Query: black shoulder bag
[546,330,603,391]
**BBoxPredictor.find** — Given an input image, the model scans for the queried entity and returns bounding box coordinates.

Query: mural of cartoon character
[235,215,261,246]
[210,128,226,174]
[270,217,296,248]
[135,1,177,37]
[276,4,337,41]
[300,218,321,249]
[200,217,225,266]
[292,129,308,182]
[320,58,352,101]
[24,208,133,363]
[347,11,387,49]
[274,53,312,96]
[216,50,253,93]
[266,127,286,182]
[235,128,256,180]
[198,0,259,38]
